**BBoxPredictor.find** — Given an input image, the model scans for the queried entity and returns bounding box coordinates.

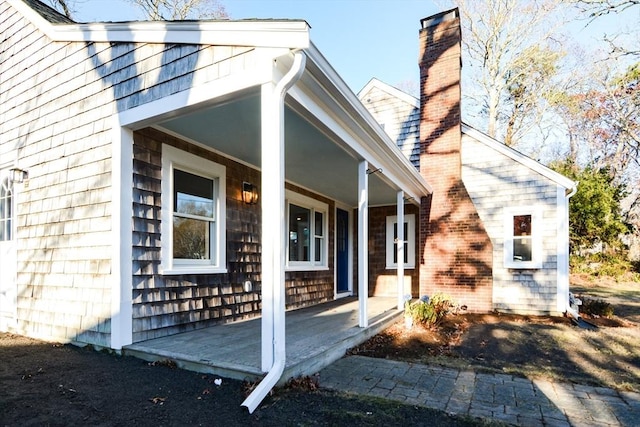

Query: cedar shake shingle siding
[131,128,263,342]
[461,134,562,314]
[2,5,115,345]
[1,0,260,346]
[129,129,336,342]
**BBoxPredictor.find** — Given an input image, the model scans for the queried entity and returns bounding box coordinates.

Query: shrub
[571,252,639,281]
[579,295,615,318]
[406,292,455,327]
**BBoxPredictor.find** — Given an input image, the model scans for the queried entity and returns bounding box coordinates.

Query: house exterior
[1,0,430,364]
[359,10,576,316]
[1,2,575,408]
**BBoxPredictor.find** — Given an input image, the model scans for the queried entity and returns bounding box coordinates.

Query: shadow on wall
[417,10,493,308]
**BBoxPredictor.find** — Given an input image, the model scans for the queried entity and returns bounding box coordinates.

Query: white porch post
[396,190,405,311]
[358,161,368,327]
[110,120,133,349]
[260,79,286,371]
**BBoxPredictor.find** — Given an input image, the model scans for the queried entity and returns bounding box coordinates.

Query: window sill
[385,265,416,270]
[505,262,542,270]
[285,266,329,272]
[161,267,228,276]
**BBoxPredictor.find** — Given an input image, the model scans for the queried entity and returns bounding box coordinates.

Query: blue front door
[336,208,349,293]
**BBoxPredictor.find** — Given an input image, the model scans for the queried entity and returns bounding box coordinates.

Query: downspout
[564,183,578,319]
[241,50,306,414]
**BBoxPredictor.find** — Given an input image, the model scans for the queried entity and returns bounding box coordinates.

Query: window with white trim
[385,214,416,269]
[161,144,226,274]
[0,176,13,242]
[286,191,328,270]
[504,207,542,269]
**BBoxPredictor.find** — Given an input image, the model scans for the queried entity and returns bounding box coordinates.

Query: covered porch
[123,296,401,384]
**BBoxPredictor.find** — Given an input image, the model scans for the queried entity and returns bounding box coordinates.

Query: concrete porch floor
[123,296,401,384]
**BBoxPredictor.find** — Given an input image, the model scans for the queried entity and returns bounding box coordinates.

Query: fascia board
[298,46,431,198]
[9,0,309,48]
[462,123,576,190]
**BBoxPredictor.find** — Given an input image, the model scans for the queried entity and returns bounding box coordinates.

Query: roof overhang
[8,0,310,48]
[9,0,430,206]
[462,123,576,190]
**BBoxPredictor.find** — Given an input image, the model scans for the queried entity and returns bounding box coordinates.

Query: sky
[72,0,638,95]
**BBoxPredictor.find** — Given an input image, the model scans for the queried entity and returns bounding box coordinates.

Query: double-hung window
[161,144,226,274]
[0,176,13,242]
[286,191,327,270]
[385,214,416,269]
[504,207,542,269]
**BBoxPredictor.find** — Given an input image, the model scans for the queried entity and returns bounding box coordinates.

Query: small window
[504,207,542,269]
[161,145,226,274]
[286,191,327,270]
[386,214,416,269]
[0,176,13,242]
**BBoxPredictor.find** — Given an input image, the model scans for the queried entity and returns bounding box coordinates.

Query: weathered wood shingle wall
[1,0,259,346]
[130,130,336,342]
[131,128,263,342]
[1,4,115,345]
[360,85,420,168]
[461,134,562,314]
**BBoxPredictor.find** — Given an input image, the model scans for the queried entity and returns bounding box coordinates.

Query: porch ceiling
[157,92,402,207]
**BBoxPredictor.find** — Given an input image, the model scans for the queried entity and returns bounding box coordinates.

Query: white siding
[462,134,563,314]
[0,1,257,346]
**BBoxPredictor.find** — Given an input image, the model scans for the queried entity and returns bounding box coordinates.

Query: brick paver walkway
[319,356,640,426]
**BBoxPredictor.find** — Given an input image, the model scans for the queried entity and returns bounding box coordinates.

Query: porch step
[122,297,402,385]
[279,306,402,385]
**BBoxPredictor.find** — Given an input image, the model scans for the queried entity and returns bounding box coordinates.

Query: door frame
[334,203,353,298]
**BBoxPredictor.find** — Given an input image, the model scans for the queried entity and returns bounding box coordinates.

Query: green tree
[551,160,629,253]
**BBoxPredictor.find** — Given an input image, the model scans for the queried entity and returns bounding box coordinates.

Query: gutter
[241,50,306,414]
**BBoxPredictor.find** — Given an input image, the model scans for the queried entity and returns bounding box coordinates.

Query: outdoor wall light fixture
[9,168,28,183]
[242,182,259,205]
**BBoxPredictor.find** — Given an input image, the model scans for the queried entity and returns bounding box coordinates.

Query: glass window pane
[0,178,12,242]
[174,169,214,218]
[315,237,322,262]
[513,237,532,261]
[315,212,323,237]
[173,217,210,259]
[289,204,310,262]
[392,222,409,265]
[513,215,531,236]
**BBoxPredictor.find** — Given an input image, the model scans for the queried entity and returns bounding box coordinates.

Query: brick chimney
[418,9,493,312]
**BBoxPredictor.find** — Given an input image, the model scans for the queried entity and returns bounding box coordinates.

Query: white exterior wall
[461,134,563,314]
[359,85,420,168]
[0,1,256,346]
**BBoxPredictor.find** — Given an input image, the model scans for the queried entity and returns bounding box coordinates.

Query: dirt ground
[350,276,640,392]
[0,333,494,426]
[2,276,637,425]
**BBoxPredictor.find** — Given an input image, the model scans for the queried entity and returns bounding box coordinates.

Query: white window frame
[503,206,543,269]
[385,214,416,269]
[0,175,13,242]
[285,190,328,271]
[161,144,227,275]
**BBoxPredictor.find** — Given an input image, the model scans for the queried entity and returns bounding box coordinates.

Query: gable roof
[359,78,576,190]
[6,0,431,203]
[9,0,310,47]
[358,78,421,168]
